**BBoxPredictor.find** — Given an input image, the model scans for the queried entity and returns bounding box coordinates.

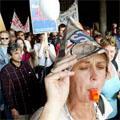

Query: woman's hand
[36,55,77,120]
[45,55,77,108]
[11,108,20,120]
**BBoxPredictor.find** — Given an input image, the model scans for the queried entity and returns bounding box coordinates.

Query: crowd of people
[0,21,120,120]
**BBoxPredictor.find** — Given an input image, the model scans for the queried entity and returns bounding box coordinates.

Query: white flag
[11,11,24,32]
[0,13,6,32]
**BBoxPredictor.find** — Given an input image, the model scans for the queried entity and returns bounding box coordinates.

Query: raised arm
[31,55,77,120]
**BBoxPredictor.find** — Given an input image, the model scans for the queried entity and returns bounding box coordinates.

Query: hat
[69,40,108,60]
[65,18,108,61]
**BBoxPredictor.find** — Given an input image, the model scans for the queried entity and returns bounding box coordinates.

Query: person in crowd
[111,23,118,36]
[0,31,11,119]
[100,37,120,119]
[0,31,10,70]
[84,26,92,36]
[34,33,56,106]
[55,24,66,57]
[8,29,16,43]
[34,33,56,79]
[15,38,34,67]
[48,32,58,47]
[16,31,32,52]
[115,29,120,50]
[94,32,103,44]
[25,32,35,49]
[0,42,41,120]
[31,32,113,120]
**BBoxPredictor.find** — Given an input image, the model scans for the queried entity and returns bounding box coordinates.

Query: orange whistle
[89,88,100,102]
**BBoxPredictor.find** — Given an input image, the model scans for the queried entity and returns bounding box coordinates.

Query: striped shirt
[0,61,41,115]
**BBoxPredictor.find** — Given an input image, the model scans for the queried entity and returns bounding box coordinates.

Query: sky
[0,0,119,31]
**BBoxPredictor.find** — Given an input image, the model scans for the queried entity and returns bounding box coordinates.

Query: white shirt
[34,43,56,67]
[24,40,32,52]
[30,95,112,120]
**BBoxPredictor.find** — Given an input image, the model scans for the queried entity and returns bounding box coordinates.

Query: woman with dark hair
[15,38,34,68]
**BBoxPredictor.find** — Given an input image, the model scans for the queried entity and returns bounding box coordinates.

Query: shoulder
[1,63,11,72]
[0,48,3,54]
[30,107,43,120]
[100,94,113,119]
[0,63,12,78]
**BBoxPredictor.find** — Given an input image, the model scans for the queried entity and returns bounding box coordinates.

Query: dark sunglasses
[1,38,9,40]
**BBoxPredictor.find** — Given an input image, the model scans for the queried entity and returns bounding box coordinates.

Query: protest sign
[24,17,30,33]
[11,11,30,33]
[0,13,6,32]
[57,1,79,25]
[11,11,24,31]
[29,0,58,34]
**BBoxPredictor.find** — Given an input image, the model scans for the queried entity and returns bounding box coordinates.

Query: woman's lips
[88,88,100,102]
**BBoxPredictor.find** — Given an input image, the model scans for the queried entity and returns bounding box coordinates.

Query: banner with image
[29,0,58,34]
[23,17,30,33]
[57,1,79,25]
[11,11,24,32]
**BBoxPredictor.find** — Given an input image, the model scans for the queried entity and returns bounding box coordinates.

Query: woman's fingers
[46,71,74,81]
[51,56,77,73]
[56,55,76,66]
[51,59,77,73]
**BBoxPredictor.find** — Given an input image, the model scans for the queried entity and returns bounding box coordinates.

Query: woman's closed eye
[97,65,106,70]
[79,66,89,70]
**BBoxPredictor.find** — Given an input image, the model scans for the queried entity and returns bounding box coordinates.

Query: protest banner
[57,1,79,25]
[11,11,24,31]
[29,0,58,34]
[0,13,6,32]
[11,11,30,33]
[24,17,30,33]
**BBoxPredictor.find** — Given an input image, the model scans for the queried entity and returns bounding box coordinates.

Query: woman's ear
[105,70,111,80]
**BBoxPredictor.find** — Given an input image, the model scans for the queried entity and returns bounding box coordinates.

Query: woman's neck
[67,98,96,120]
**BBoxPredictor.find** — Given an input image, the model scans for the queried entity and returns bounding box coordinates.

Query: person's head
[25,32,33,42]
[66,31,109,103]
[112,23,117,29]
[94,34,103,44]
[112,23,117,35]
[7,42,22,63]
[8,29,16,43]
[58,23,66,37]
[49,32,57,40]
[15,38,26,51]
[16,31,25,40]
[0,31,10,46]
[84,26,91,36]
[37,33,45,43]
[100,37,116,61]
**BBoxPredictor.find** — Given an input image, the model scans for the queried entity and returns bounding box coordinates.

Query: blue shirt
[102,75,120,119]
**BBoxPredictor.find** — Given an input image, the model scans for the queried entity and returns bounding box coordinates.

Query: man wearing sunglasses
[0,31,11,119]
[0,31,10,70]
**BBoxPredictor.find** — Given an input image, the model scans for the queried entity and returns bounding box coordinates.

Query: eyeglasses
[1,38,9,40]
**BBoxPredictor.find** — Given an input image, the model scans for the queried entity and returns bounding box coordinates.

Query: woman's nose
[90,68,97,81]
